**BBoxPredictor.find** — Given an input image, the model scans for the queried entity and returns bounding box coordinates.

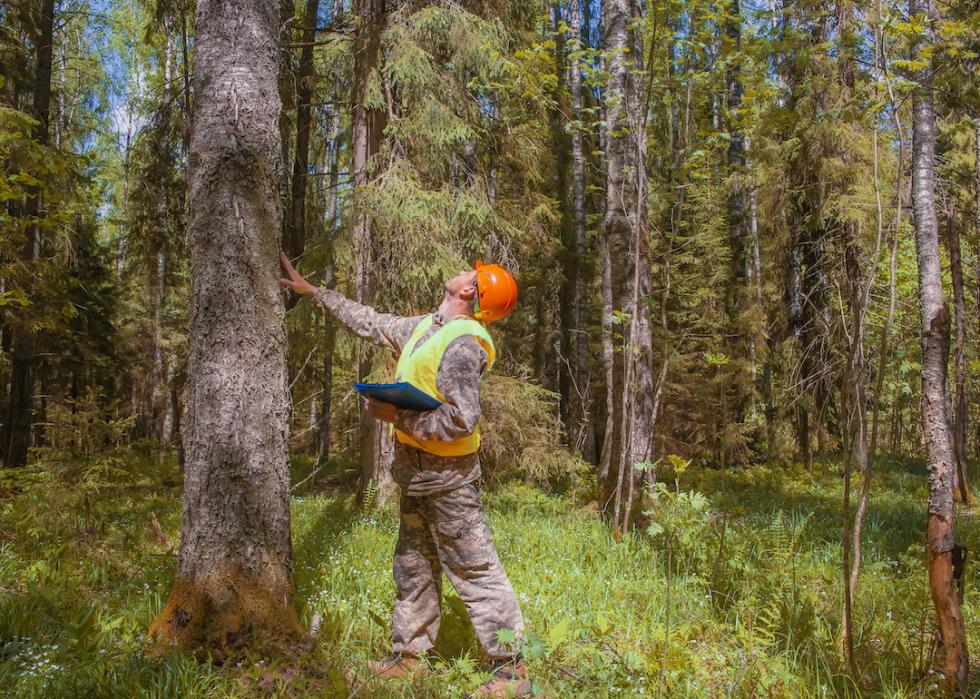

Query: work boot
[476,659,531,697]
[366,652,428,679]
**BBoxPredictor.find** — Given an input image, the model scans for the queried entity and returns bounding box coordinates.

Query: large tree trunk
[3,0,54,468]
[909,0,969,687]
[148,0,299,655]
[600,0,654,534]
[351,0,393,502]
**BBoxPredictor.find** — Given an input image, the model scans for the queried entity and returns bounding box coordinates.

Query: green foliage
[23,389,140,536]
[645,483,712,571]
[479,373,588,487]
[3,458,975,697]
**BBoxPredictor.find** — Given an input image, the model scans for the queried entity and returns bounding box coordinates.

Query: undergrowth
[0,453,977,697]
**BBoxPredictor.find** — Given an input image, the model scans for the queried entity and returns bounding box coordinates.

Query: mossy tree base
[148,573,301,660]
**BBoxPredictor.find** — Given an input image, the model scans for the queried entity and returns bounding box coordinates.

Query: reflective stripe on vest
[393,315,495,456]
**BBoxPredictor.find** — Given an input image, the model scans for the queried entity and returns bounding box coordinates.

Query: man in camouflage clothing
[280,255,529,697]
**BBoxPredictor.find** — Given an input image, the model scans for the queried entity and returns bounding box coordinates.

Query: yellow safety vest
[393,315,496,456]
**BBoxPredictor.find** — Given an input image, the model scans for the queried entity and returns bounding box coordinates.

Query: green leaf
[548,618,572,648]
[496,627,517,645]
[0,290,29,308]
[368,609,388,630]
[596,612,610,635]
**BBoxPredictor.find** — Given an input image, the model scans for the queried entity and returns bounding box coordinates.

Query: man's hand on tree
[279,252,318,296]
[363,398,397,423]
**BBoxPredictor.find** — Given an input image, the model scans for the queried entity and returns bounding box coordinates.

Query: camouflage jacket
[312,288,488,495]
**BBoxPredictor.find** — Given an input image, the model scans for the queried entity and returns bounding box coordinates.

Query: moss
[147,569,302,661]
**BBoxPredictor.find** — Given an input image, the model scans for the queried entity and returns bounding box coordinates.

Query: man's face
[444,269,477,297]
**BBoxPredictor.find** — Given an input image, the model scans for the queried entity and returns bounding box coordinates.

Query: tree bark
[569,0,592,460]
[974,120,980,463]
[350,0,393,502]
[284,0,320,259]
[318,71,342,464]
[946,209,971,503]
[3,0,54,468]
[148,0,299,655]
[600,0,654,533]
[724,0,749,465]
[552,2,580,448]
[909,0,969,686]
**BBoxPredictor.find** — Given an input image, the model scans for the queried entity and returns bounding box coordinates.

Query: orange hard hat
[473,259,518,323]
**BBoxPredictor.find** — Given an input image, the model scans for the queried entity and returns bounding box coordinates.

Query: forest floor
[0,453,978,698]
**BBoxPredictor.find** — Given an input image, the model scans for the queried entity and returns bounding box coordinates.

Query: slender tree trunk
[351,0,393,501]
[946,209,971,503]
[909,0,969,686]
[848,121,889,654]
[284,0,320,259]
[3,0,55,468]
[598,237,614,487]
[841,214,870,674]
[870,118,903,459]
[148,0,298,654]
[840,7,874,669]
[724,0,749,465]
[278,0,296,219]
[180,7,191,155]
[974,120,980,462]
[552,2,576,444]
[568,0,592,461]
[318,76,342,464]
[149,28,174,446]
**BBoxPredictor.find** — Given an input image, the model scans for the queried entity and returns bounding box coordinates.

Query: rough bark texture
[3,0,54,468]
[909,0,968,687]
[974,120,980,463]
[148,0,298,655]
[600,0,654,533]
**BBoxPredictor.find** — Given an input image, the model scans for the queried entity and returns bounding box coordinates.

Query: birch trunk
[909,0,969,686]
[148,0,298,654]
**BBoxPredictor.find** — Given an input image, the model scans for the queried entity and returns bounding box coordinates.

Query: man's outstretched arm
[280,253,421,353]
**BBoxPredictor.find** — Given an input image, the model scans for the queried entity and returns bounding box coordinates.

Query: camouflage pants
[390,482,523,660]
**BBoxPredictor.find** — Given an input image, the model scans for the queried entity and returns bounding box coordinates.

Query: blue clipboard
[355,382,442,411]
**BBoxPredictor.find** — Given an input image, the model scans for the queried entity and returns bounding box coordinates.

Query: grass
[0,452,977,697]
